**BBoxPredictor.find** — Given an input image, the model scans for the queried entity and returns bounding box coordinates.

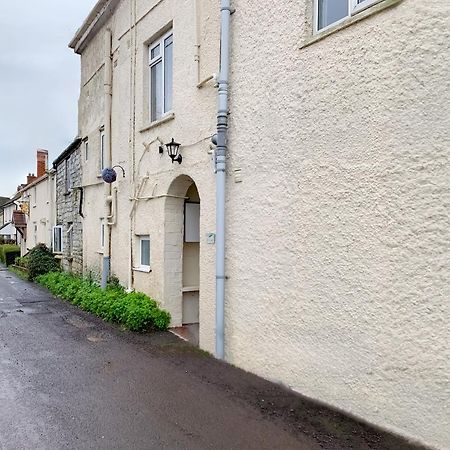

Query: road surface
[0,268,424,450]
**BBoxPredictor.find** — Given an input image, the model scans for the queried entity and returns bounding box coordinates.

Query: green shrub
[0,244,20,266]
[27,244,60,280]
[37,272,171,332]
[14,256,29,268]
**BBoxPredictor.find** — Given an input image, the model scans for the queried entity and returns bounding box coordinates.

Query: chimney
[27,173,37,185]
[37,149,48,178]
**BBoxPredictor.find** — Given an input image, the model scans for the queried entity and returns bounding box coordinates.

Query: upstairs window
[65,158,74,192]
[316,0,382,31]
[100,129,105,171]
[149,30,173,122]
[84,139,89,162]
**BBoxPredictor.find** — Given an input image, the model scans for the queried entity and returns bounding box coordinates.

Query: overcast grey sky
[0,0,98,196]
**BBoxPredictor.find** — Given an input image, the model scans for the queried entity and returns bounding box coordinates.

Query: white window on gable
[52,225,63,253]
[316,0,384,32]
[100,129,105,171]
[139,235,150,270]
[149,30,173,122]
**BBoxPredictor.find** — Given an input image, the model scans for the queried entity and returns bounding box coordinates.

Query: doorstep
[170,323,199,346]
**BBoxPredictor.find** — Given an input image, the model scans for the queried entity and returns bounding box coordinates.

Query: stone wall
[55,147,83,274]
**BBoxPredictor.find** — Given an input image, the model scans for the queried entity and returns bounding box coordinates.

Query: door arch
[164,175,200,344]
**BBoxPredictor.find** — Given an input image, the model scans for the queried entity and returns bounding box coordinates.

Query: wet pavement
[0,268,427,450]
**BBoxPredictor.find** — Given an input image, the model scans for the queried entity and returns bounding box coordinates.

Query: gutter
[215,0,233,360]
[52,137,82,168]
[69,0,120,54]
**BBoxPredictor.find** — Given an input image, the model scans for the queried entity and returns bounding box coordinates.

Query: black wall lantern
[165,138,182,164]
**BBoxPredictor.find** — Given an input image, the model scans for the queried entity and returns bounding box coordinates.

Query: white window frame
[100,220,105,251]
[52,225,63,254]
[100,129,105,171]
[149,29,173,122]
[139,235,151,271]
[314,0,384,33]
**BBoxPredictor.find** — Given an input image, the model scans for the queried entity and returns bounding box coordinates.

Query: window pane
[164,35,173,113]
[151,61,163,121]
[54,227,61,252]
[141,239,150,266]
[100,133,105,170]
[318,0,348,30]
[151,44,160,59]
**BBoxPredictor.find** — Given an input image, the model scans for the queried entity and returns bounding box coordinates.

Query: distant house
[0,196,9,226]
[0,196,17,243]
[53,138,83,273]
[13,150,56,255]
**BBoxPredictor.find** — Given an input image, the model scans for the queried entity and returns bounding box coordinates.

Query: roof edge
[53,137,83,168]
[17,173,50,195]
[69,0,120,54]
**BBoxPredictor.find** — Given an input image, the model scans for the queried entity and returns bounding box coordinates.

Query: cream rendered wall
[77,0,219,346]
[225,0,449,448]
[78,19,109,277]
[20,175,55,252]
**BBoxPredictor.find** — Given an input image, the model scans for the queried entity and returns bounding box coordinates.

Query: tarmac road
[0,268,425,450]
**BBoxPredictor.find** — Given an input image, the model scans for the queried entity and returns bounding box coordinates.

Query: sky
[0,0,98,196]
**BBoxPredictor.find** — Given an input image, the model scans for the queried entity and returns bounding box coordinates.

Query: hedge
[37,272,171,332]
[0,244,20,266]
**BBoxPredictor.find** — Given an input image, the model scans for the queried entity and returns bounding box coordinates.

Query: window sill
[133,267,152,273]
[301,0,404,49]
[139,112,175,133]
[182,286,199,293]
[96,250,104,255]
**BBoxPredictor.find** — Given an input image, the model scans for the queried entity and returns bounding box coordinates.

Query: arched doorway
[164,176,200,345]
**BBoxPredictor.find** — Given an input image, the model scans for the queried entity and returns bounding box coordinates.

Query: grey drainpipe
[101,29,113,289]
[215,0,232,360]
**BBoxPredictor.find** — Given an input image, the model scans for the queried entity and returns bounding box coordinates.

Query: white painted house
[70,1,449,448]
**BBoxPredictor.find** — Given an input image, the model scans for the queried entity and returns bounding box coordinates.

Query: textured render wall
[226,0,449,448]
[78,23,108,277]
[77,0,219,345]
[55,148,83,273]
[22,176,54,251]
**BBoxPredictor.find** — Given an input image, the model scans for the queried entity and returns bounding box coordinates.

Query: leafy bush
[0,244,20,266]
[27,244,60,280]
[37,272,171,332]
[14,256,29,268]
